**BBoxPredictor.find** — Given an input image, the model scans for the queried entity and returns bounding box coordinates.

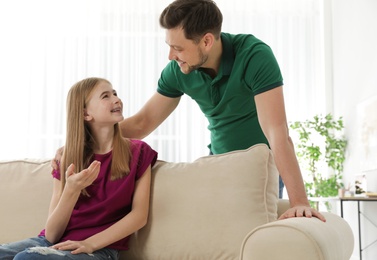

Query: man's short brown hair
[160,0,223,43]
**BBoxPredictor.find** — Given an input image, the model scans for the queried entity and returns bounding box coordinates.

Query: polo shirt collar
[219,32,234,76]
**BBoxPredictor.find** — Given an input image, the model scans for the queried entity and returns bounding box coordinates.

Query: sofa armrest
[239,212,354,260]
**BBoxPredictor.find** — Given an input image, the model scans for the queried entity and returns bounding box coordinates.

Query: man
[120,0,324,221]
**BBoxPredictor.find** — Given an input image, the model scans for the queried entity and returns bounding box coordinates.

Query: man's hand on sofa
[278,206,326,222]
[51,146,64,170]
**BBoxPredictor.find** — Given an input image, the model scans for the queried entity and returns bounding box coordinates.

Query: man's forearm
[119,117,148,139]
[270,138,310,207]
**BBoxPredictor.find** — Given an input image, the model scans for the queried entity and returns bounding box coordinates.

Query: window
[0,0,328,161]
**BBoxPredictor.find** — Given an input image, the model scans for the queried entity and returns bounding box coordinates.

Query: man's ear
[202,33,215,49]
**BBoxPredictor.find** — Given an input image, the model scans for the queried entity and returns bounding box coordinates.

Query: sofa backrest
[121,144,279,260]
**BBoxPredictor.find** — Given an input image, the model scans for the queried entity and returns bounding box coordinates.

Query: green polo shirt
[157,32,283,154]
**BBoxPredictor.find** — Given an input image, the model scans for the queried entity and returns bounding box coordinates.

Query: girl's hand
[52,240,95,255]
[65,161,101,192]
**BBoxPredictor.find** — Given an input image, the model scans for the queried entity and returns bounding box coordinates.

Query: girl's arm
[47,176,63,217]
[45,161,101,243]
[52,165,152,254]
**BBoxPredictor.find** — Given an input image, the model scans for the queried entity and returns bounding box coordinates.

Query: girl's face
[84,81,123,126]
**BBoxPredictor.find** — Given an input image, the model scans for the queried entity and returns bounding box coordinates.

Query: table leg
[358,201,362,260]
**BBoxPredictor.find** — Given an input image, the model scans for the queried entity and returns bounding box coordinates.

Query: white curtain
[0,0,328,162]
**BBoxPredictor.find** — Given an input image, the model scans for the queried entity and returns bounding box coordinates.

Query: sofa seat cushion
[122,143,279,260]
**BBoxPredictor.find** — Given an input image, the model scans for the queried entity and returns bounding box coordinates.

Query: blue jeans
[0,237,119,260]
[278,175,284,199]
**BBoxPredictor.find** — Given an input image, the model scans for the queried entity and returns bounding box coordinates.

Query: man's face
[165,27,208,74]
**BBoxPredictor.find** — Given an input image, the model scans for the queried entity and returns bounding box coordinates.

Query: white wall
[332,0,377,259]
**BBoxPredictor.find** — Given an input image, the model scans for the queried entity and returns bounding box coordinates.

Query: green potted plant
[289,114,347,210]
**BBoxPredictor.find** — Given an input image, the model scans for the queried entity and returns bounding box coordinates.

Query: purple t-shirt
[39,139,157,250]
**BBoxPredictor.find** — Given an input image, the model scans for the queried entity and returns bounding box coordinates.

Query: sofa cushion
[122,143,279,260]
[0,159,52,243]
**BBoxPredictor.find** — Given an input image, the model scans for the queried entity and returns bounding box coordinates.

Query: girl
[0,77,157,259]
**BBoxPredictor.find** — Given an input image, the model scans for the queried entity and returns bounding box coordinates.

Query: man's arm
[254,86,325,221]
[120,92,181,139]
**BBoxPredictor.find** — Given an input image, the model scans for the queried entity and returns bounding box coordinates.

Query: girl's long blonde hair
[60,77,131,193]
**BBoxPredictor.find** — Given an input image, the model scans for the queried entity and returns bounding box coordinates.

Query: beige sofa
[0,144,354,260]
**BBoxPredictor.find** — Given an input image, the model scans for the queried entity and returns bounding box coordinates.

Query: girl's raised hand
[65,161,101,192]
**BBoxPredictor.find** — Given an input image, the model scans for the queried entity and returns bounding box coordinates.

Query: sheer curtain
[0,0,328,162]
